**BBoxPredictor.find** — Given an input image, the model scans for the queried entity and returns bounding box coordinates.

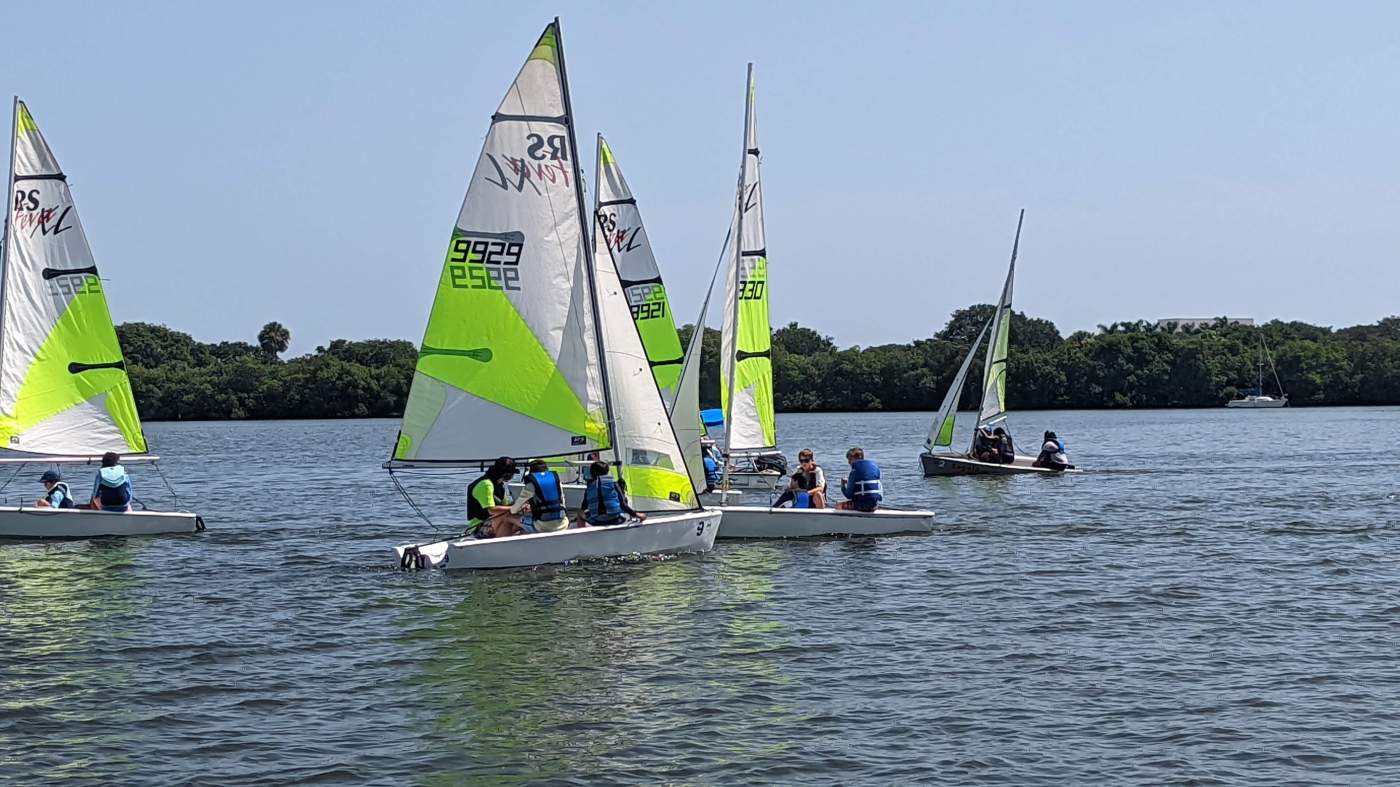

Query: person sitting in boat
[837,447,882,512]
[35,469,74,509]
[773,472,816,509]
[702,449,720,493]
[90,452,134,512]
[466,457,524,539]
[1032,431,1072,472]
[578,461,645,527]
[993,426,1016,464]
[796,449,827,508]
[972,426,998,462]
[510,459,568,533]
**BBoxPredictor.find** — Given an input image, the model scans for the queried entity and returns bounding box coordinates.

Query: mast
[720,64,754,493]
[555,17,621,468]
[0,97,17,395]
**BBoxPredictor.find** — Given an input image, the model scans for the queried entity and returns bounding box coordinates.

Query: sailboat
[920,211,1079,476]
[709,66,935,538]
[1227,334,1287,408]
[0,99,202,538]
[389,20,720,570]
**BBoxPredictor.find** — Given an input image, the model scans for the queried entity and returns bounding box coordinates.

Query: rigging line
[0,461,26,499]
[387,467,442,532]
[150,460,184,510]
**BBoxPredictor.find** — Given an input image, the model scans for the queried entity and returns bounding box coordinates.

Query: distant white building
[1155,317,1254,332]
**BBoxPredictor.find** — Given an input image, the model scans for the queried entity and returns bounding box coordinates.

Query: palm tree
[258,321,291,358]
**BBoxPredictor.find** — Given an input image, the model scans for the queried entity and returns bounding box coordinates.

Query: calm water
[3,408,1400,785]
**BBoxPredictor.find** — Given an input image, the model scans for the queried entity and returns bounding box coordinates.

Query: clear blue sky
[7,1,1397,355]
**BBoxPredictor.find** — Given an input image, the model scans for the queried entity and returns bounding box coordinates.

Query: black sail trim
[736,350,771,362]
[68,360,126,374]
[43,266,98,280]
[14,173,67,182]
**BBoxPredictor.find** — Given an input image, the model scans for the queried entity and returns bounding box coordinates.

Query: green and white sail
[720,65,777,453]
[592,136,696,509]
[595,135,684,407]
[391,23,608,466]
[977,210,1024,430]
[926,321,990,452]
[0,99,146,456]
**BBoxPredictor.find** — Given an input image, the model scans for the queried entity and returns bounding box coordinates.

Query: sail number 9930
[447,237,523,291]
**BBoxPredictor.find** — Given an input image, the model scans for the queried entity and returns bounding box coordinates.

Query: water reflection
[0,540,144,780]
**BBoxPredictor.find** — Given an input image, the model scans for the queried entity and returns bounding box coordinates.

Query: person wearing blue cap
[35,469,74,509]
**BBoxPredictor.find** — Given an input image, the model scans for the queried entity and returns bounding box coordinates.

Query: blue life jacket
[793,490,812,509]
[95,466,132,510]
[45,481,74,509]
[583,476,625,525]
[846,459,882,510]
[526,470,565,521]
[703,454,720,483]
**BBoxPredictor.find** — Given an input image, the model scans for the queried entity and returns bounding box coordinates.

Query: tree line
[118,310,1400,421]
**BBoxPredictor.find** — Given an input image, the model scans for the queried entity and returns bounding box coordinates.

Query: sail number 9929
[447,237,523,291]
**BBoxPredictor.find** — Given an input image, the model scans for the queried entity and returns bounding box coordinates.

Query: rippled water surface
[4,408,1400,785]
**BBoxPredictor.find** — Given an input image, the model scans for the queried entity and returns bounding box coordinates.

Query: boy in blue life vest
[702,449,720,493]
[577,461,646,527]
[837,446,882,513]
[510,459,569,533]
[35,469,74,509]
[90,452,133,512]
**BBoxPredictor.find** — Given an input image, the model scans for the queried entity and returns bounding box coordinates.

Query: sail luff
[670,226,730,492]
[719,65,754,488]
[0,97,17,391]
[556,17,619,462]
[927,320,990,451]
[977,210,1023,427]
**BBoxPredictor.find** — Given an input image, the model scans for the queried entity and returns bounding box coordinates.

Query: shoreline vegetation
[119,309,1400,421]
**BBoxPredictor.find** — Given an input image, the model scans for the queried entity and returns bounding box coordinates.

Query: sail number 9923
[447,237,523,291]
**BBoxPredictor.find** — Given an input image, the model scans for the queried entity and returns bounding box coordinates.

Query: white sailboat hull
[1226,396,1287,408]
[715,505,935,539]
[921,452,1081,477]
[0,507,204,539]
[394,509,720,570]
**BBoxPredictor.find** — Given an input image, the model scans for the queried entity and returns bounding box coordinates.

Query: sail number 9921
[447,237,523,291]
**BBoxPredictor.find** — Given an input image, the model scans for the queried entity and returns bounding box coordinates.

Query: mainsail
[926,321,990,452]
[0,99,147,456]
[720,65,776,453]
[595,135,685,406]
[977,210,1024,429]
[391,23,608,466]
[592,136,697,510]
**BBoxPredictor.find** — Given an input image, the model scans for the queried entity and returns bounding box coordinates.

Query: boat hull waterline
[715,505,936,539]
[395,509,721,570]
[1226,396,1287,409]
[920,452,1082,477]
[0,507,204,539]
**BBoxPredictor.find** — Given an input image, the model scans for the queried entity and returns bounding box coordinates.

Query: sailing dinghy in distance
[920,211,1081,477]
[388,21,719,570]
[712,67,934,539]
[0,99,201,538]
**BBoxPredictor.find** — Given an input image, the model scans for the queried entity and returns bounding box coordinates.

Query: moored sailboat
[1227,334,1287,408]
[389,20,719,570]
[0,99,202,538]
[920,211,1081,476]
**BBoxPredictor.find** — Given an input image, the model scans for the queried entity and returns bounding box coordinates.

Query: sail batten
[720,65,777,454]
[390,22,609,466]
[0,99,147,456]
